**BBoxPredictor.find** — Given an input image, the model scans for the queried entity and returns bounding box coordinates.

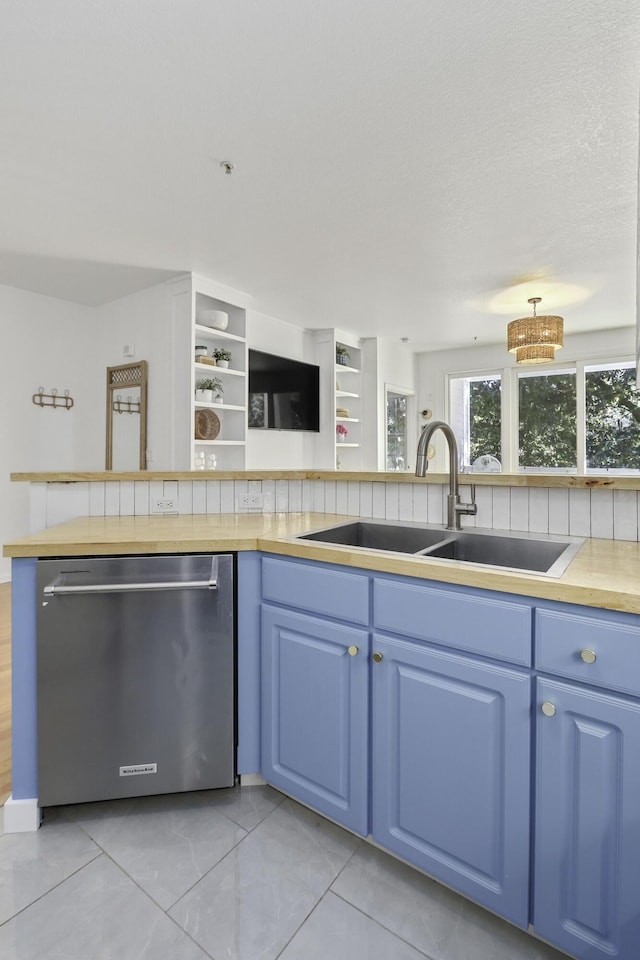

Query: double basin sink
[298,520,584,577]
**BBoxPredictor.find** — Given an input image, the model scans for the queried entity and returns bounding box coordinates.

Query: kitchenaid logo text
[119,763,157,777]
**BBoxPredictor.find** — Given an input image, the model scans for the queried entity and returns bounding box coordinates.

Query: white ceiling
[1,0,638,350]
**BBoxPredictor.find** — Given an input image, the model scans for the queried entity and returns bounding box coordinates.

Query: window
[386,391,408,470]
[385,385,415,471]
[449,375,502,468]
[448,359,640,475]
[585,363,640,470]
[518,369,577,470]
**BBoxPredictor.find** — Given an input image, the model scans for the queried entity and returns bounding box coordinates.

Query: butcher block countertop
[4,513,640,614]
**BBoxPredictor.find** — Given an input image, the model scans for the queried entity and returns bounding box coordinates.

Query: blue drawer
[373,577,532,666]
[261,556,370,625]
[536,607,640,698]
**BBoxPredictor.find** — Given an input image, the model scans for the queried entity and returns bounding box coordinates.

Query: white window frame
[446,355,639,476]
[384,383,416,472]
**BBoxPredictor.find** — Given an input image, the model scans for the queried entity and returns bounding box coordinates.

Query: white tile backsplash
[492,487,510,532]
[358,482,373,518]
[412,483,428,522]
[335,481,349,515]
[105,482,120,516]
[384,483,399,521]
[548,488,569,536]
[613,490,638,541]
[590,489,614,540]
[134,481,150,515]
[510,488,529,532]
[528,488,549,534]
[88,482,106,518]
[568,488,591,538]
[371,482,386,519]
[192,480,207,514]
[347,481,360,517]
[119,481,134,516]
[398,484,413,521]
[35,479,640,544]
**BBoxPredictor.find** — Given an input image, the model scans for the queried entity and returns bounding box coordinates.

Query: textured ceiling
[0,0,638,349]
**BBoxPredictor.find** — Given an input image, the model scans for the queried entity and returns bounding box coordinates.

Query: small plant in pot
[195,377,224,403]
[213,347,231,368]
[336,345,351,366]
[336,423,348,442]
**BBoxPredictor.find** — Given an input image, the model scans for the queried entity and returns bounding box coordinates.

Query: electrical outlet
[238,494,264,509]
[152,497,178,513]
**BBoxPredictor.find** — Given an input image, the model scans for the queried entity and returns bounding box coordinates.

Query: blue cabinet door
[371,633,531,927]
[535,678,640,960]
[261,605,369,835]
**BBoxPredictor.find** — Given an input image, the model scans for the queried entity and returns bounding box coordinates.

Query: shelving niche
[192,290,247,469]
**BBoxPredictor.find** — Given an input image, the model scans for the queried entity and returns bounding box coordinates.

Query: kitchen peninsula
[5,471,640,960]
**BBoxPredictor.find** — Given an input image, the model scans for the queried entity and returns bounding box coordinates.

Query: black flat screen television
[248,350,320,432]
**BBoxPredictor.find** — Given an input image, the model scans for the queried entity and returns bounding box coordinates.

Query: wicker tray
[194,409,221,440]
[195,354,216,365]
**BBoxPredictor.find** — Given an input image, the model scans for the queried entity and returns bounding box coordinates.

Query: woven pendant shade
[507,298,564,364]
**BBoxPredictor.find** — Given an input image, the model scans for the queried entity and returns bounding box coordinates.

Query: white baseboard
[239,773,267,787]
[3,795,41,832]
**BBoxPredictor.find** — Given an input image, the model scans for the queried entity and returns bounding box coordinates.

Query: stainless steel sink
[297,520,583,577]
[299,521,448,554]
[423,532,582,576]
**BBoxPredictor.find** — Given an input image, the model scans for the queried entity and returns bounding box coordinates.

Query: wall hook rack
[32,387,74,410]
[112,396,141,415]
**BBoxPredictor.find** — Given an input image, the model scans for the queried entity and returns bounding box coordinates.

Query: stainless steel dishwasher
[36,553,235,806]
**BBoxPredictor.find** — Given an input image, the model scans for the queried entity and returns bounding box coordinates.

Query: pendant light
[507,297,564,364]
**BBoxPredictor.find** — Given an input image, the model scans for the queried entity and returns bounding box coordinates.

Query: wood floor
[0,581,11,803]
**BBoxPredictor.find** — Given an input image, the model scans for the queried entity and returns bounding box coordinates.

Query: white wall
[245,310,319,469]
[417,327,636,471]
[95,282,174,468]
[362,337,417,470]
[0,284,102,580]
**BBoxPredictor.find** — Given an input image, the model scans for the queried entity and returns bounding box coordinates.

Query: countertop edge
[9,470,640,490]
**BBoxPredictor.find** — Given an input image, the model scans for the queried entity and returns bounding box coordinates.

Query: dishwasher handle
[43,557,219,597]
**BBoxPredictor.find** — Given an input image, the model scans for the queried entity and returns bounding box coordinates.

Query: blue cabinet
[371,633,531,928]
[260,604,369,834]
[534,677,640,960]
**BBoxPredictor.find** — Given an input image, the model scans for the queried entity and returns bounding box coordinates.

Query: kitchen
[2,3,640,960]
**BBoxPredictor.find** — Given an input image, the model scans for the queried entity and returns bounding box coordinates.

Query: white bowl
[199,309,229,331]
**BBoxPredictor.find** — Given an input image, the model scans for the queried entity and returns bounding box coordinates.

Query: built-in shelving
[334,339,362,468]
[185,282,248,470]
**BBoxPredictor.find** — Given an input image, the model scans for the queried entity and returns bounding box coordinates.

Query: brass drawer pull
[372,652,384,664]
[347,645,359,657]
[541,701,556,717]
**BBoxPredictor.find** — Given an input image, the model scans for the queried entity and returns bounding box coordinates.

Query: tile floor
[0,786,572,960]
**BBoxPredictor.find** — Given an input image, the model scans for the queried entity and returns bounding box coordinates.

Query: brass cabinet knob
[580,648,597,664]
[347,645,359,657]
[541,701,556,717]
[372,652,384,664]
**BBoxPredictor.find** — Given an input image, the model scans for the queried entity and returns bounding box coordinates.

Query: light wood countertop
[9,470,640,490]
[4,513,640,615]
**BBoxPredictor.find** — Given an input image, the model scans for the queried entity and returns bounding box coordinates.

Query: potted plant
[336,345,351,366]
[195,377,224,403]
[210,376,224,403]
[336,423,348,443]
[195,378,214,402]
[213,347,231,368]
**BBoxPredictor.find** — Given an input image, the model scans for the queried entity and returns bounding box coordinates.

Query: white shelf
[194,324,246,343]
[194,362,246,377]
[336,442,360,448]
[335,363,360,374]
[194,401,246,412]
[193,439,247,446]
[335,417,360,423]
[336,390,360,398]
